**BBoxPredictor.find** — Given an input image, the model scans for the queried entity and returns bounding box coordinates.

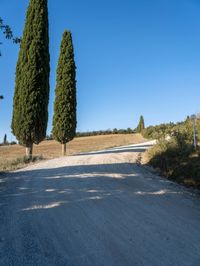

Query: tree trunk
[26,142,33,159]
[62,143,66,156]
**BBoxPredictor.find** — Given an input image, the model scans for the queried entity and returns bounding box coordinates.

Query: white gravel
[0,141,200,265]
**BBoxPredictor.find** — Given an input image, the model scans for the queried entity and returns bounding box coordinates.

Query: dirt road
[0,141,200,265]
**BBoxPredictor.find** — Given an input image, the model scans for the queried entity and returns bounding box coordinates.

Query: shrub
[147,134,200,188]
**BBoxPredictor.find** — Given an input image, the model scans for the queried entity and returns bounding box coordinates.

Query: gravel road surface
[0,141,200,266]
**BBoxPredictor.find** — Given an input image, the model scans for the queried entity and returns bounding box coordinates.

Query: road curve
[0,141,200,266]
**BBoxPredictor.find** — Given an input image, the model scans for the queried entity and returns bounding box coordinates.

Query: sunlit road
[0,141,200,265]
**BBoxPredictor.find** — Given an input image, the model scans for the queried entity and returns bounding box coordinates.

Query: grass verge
[0,155,43,172]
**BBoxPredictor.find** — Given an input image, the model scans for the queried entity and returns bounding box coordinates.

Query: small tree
[11,0,50,158]
[137,115,145,133]
[127,128,132,134]
[52,30,77,155]
[3,134,7,145]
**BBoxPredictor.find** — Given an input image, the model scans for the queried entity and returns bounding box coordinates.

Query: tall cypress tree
[137,115,145,133]
[3,134,7,145]
[11,0,50,158]
[52,30,77,155]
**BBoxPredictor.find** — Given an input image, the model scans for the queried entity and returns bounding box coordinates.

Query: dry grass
[0,133,145,171]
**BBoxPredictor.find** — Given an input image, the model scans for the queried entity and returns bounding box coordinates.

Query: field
[0,133,145,171]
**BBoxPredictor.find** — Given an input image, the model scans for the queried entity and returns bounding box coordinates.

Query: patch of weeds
[0,155,44,172]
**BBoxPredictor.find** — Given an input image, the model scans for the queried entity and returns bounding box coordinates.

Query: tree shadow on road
[0,160,200,265]
[0,161,193,213]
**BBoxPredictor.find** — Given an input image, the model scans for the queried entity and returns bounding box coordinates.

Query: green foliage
[52,30,76,144]
[170,118,193,144]
[143,117,196,142]
[0,17,21,56]
[10,141,17,145]
[146,116,200,188]
[148,133,200,188]
[143,122,175,139]
[3,134,7,145]
[45,134,53,140]
[11,0,50,148]
[76,128,135,137]
[136,115,145,133]
[113,128,118,134]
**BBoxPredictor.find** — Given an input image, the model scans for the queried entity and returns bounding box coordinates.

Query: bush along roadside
[146,131,200,188]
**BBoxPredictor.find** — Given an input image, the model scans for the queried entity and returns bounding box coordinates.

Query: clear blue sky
[1,0,200,142]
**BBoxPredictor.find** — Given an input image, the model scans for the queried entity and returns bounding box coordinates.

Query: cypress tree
[3,134,7,145]
[52,30,77,155]
[11,0,50,158]
[137,115,145,133]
